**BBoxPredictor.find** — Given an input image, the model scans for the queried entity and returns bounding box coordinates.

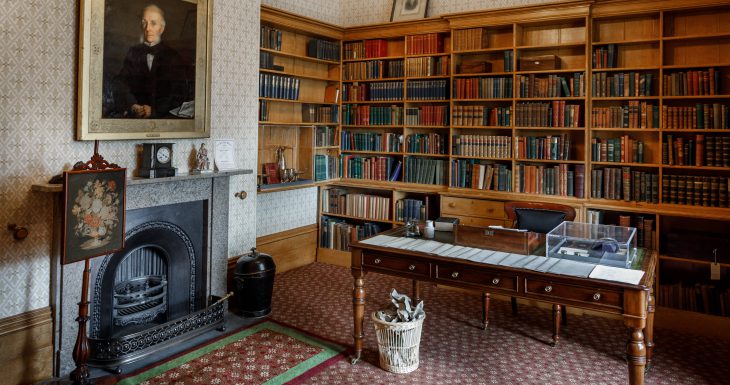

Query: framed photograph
[390,0,429,22]
[62,168,127,264]
[77,0,212,140]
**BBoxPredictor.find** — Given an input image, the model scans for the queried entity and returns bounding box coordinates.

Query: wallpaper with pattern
[0,0,260,319]
[262,0,341,26]
[256,187,319,237]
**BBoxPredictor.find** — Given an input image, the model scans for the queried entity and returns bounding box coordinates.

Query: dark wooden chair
[481,201,576,345]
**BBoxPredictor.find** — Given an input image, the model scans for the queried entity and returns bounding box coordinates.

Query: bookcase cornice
[443,1,592,29]
[592,0,730,17]
[261,5,344,40]
[344,18,450,40]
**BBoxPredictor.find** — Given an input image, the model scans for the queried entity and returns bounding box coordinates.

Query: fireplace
[86,200,217,368]
[49,172,251,376]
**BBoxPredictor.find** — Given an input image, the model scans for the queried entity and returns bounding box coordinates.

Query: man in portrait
[106,4,194,119]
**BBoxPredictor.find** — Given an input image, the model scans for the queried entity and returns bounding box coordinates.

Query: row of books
[315,126,337,147]
[344,39,388,60]
[260,25,282,50]
[406,133,446,155]
[591,102,659,129]
[662,104,729,130]
[407,79,449,100]
[259,73,300,100]
[343,60,404,81]
[319,216,382,251]
[503,51,515,72]
[342,105,403,126]
[515,134,571,161]
[404,105,448,126]
[343,81,404,102]
[259,52,282,71]
[453,28,486,51]
[662,175,729,207]
[406,33,444,55]
[323,190,391,221]
[517,73,584,98]
[657,282,730,317]
[662,69,721,97]
[452,135,511,158]
[454,77,513,100]
[592,44,617,69]
[314,154,339,181]
[405,56,449,77]
[591,167,659,203]
[452,106,511,127]
[404,157,447,185]
[592,72,654,98]
[663,135,730,167]
[585,211,655,249]
[514,102,582,128]
[341,131,402,152]
[516,164,581,197]
[258,100,270,121]
[302,104,339,123]
[591,136,645,163]
[340,155,399,181]
[451,160,512,191]
[307,38,340,61]
[395,198,428,222]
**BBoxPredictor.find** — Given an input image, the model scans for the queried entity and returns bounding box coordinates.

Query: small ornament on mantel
[191,143,213,174]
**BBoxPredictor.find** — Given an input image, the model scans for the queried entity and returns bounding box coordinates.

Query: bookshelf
[258,7,343,192]
[266,0,730,328]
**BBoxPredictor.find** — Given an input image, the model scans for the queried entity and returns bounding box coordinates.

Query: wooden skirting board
[0,307,53,385]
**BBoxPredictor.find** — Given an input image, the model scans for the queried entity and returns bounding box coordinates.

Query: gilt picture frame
[62,168,127,264]
[390,0,428,22]
[77,0,212,140]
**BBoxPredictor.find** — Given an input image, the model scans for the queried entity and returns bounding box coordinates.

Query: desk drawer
[524,278,622,309]
[441,197,506,220]
[362,254,429,278]
[435,264,518,292]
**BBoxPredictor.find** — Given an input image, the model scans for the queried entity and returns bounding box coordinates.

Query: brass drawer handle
[408,264,416,271]
[492,278,500,285]
[451,272,460,279]
[544,285,553,293]
[374,258,381,264]
[593,293,601,301]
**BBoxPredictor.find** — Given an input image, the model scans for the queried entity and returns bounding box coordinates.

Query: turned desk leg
[626,327,647,385]
[482,292,490,330]
[351,276,366,364]
[645,289,655,368]
[552,304,561,346]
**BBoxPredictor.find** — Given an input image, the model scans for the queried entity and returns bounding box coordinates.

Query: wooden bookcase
[258,6,343,193]
[256,0,730,330]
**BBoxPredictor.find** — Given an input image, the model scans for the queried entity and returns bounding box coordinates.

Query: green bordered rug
[116,320,346,385]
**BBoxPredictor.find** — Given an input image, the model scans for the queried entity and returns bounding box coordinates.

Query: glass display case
[547,221,637,268]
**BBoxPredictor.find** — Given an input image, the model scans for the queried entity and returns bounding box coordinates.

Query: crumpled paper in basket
[375,289,425,322]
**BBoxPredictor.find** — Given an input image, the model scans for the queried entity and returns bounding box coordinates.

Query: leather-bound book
[694,177,703,206]
[702,177,711,206]
[677,176,687,205]
[670,174,678,204]
[711,177,719,207]
[662,175,671,203]
[652,174,659,204]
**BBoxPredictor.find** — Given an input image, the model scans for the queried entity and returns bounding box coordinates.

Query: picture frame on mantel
[77,0,212,140]
[62,168,127,264]
[390,0,429,22]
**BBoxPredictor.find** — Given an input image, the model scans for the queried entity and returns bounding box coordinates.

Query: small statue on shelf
[193,143,212,174]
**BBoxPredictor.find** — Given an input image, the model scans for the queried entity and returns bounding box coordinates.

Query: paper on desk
[431,243,455,255]
[440,245,468,257]
[498,253,530,267]
[412,240,445,254]
[481,251,510,265]
[522,256,548,270]
[470,249,496,263]
[451,247,482,260]
[547,259,596,278]
[510,255,540,269]
[359,235,398,246]
[589,265,645,285]
[530,257,562,272]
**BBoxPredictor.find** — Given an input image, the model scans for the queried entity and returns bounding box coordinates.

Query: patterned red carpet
[271,262,730,385]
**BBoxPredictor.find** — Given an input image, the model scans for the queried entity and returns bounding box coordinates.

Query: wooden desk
[350,228,657,385]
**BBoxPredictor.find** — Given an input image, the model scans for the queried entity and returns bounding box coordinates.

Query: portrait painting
[62,168,127,264]
[77,0,211,140]
[390,0,429,22]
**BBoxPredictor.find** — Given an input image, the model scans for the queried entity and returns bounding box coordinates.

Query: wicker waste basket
[371,312,425,373]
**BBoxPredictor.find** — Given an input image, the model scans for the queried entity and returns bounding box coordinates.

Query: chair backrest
[504,201,576,234]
